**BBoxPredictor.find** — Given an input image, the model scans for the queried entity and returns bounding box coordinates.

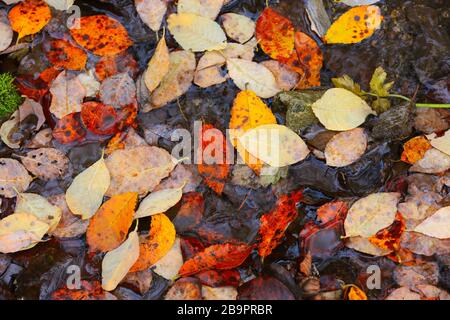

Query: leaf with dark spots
[52,113,87,145]
[45,39,87,71]
[81,102,119,136]
[51,281,115,300]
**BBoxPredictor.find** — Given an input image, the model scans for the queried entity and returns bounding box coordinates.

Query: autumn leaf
[70,15,133,56]
[8,0,51,40]
[49,71,86,119]
[229,90,277,174]
[0,158,32,198]
[324,128,368,167]
[173,192,204,233]
[369,212,406,252]
[324,5,383,44]
[45,39,88,71]
[95,52,139,82]
[178,243,253,277]
[255,7,295,60]
[130,213,176,272]
[144,37,170,93]
[51,281,115,300]
[21,148,69,181]
[52,113,87,144]
[317,201,349,226]
[400,136,432,165]
[134,186,183,219]
[87,192,138,252]
[260,60,299,91]
[81,102,118,136]
[221,13,255,44]
[413,207,450,239]
[409,148,450,174]
[66,156,111,220]
[0,10,13,52]
[258,191,302,258]
[135,0,168,32]
[430,129,450,156]
[178,0,224,20]
[152,237,184,280]
[332,74,363,96]
[344,285,368,300]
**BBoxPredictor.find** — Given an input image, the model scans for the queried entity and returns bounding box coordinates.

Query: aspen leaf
[130,213,176,272]
[99,73,137,109]
[0,213,49,253]
[8,0,51,40]
[325,128,368,167]
[237,124,310,168]
[66,156,110,220]
[153,237,183,280]
[227,58,281,99]
[409,148,450,174]
[134,187,183,219]
[87,192,137,252]
[311,88,375,131]
[135,0,168,32]
[81,102,119,136]
[178,0,224,20]
[49,71,86,119]
[52,113,87,144]
[0,158,32,198]
[167,13,227,52]
[344,193,401,238]
[101,229,140,291]
[144,37,170,93]
[414,207,450,239]
[15,193,62,232]
[401,136,432,165]
[20,148,69,181]
[221,13,255,44]
[45,39,88,71]
[324,5,383,44]
[430,129,450,156]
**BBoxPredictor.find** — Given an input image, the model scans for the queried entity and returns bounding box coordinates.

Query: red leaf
[81,102,119,135]
[173,192,204,233]
[51,281,110,300]
[179,243,253,277]
[237,276,295,300]
[180,237,206,261]
[195,269,241,288]
[52,113,87,144]
[258,190,302,258]
[14,75,48,102]
[95,52,139,81]
[316,200,348,226]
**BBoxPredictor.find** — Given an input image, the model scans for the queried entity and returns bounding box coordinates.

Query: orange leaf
[81,102,119,136]
[255,7,295,60]
[45,39,88,71]
[197,124,230,194]
[369,212,405,253]
[8,0,51,40]
[279,32,323,89]
[39,66,61,84]
[95,52,139,81]
[130,213,176,272]
[316,200,348,226]
[52,113,87,145]
[400,136,432,165]
[258,191,302,258]
[51,281,110,300]
[86,192,138,253]
[229,90,277,174]
[324,5,383,44]
[69,15,133,56]
[179,243,253,277]
[344,285,368,300]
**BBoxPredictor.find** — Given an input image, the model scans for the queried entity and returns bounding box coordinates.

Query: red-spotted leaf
[81,102,119,135]
[52,113,87,144]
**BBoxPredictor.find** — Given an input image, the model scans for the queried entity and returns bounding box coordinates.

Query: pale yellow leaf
[15,193,62,232]
[102,230,140,291]
[167,13,226,52]
[325,128,367,167]
[345,236,392,256]
[178,0,223,20]
[153,237,183,280]
[409,148,450,174]
[311,88,375,131]
[430,129,450,157]
[202,286,238,300]
[144,37,170,92]
[49,71,86,119]
[66,157,111,220]
[134,186,183,219]
[221,13,255,44]
[135,0,168,32]
[238,124,310,167]
[414,207,450,239]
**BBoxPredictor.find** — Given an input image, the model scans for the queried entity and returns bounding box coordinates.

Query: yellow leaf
[144,37,170,93]
[430,129,450,157]
[101,230,140,291]
[153,237,183,280]
[66,157,110,220]
[414,207,450,239]
[178,0,223,20]
[134,187,183,219]
[167,13,226,52]
[135,0,168,32]
[324,128,368,167]
[324,5,383,44]
[221,13,255,44]
[237,124,310,168]
[311,88,375,131]
[15,193,62,232]
[8,0,52,40]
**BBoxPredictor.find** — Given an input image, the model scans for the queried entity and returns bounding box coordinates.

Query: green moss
[0,73,23,119]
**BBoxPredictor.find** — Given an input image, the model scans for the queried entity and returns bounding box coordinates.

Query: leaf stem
[416,103,450,108]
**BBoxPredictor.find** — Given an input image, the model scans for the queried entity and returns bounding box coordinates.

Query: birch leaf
[100,73,137,109]
[227,58,281,99]
[66,156,111,220]
[311,88,375,131]
[0,158,32,198]
[15,193,62,232]
[221,13,255,44]
[0,213,49,253]
[167,13,226,52]
[49,71,86,119]
[238,124,310,168]
[344,193,401,238]
[134,186,183,219]
[178,0,224,20]
[153,237,183,280]
[325,128,368,167]
[135,0,168,32]
[430,129,450,156]
[8,0,51,40]
[102,230,140,291]
[409,148,450,174]
[414,207,450,239]
[20,148,69,181]
[144,37,170,93]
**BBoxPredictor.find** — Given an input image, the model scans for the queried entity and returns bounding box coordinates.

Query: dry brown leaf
[49,71,86,119]
[20,148,69,181]
[144,37,170,93]
[0,158,32,198]
[260,60,300,91]
[135,0,168,32]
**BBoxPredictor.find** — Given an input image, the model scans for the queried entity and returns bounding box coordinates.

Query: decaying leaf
[66,156,111,220]
[46,39,88,71]
[144,37,170,93]
[70,15,133,56]
[0,10,13,52]
[134,187,183,219]
[164,277,202,300]
[95,52,139,82]
[311,88,375,131]
[130,213,176,272]
[51,280,116,300]
[238,124,310,168]
[0,213,49,253]
[255,7,295,60]
[409,148,450,174]
[105,146,175,196]
[102,229,140,291]
[368,212,406,253]
[100,73,137,109]
[324,5,383,44]
[48,194,89,239]
[179,243,253,277]
[20,148,69,181]
[221,13,255,44]
[87,192,137,252]
[414,207,450,239]
[178,0,223,20]
[167,13,226,52]
[401,136,433,165]
[345,236,393,256]
[8,0,51,40]
[153,237,184,280]
[81,102,119,136]
[0,111,20,149]
[400,231,450,257]
[260,60,300,91]
[153,164,202,194]
[15,192,62,232]
[344,285,367,300]
[49,71,86,119]
[202,286,237,300]
[194,65,228,88]
[324,128,368,167]
[52,113,87,144]
[344,193,401,238]
[430,129,450,156]
[0,158,32,198]
[135,0,168,32]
